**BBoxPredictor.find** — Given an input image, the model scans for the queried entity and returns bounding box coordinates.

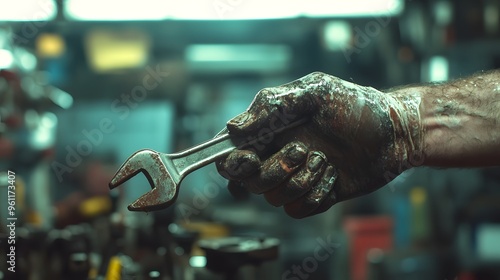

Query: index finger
[226,75,319,136]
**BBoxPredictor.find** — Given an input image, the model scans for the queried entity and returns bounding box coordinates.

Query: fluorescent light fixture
[0,49,14,69]
[65,0,403,21]
[185,44,291,73]
[428,56,449,82]
[65,0,170,21]
[0,0,56,21]
[307,0,403,18]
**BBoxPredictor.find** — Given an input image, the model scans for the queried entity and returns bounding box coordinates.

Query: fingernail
[226,152,259,177]
[307,153,325,172]
[284,144,307,168]
[228,112,250,127]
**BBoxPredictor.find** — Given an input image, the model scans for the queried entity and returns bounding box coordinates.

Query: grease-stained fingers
[284,165,338,219]
[263,151,327,207]
[216,150,261,180]
[242,141,308,194]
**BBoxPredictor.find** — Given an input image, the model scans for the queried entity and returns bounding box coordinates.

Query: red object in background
[0,69,21,97]
[85,161,116,196]
[0,137,13,158]
[3,113,23,129]
[458,272,476,280]
[343,216,393,280]
[0,69,19,82]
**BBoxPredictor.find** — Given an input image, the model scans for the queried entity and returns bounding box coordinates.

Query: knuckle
[287,175,306,190]
[306,71,341,91]
[286,141,307,153]
[309,71,327,78]
[317,165,338,191]
[255,87,276,103]
[308,71,332,85]
[300,165,338,214]
[225,152,260,179]
[286,177,312,199]
[281,142,308,170]
[306,151,327,173]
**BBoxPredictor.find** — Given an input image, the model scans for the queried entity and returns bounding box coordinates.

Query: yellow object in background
[36,33,66,58]
[15,177,43,226]
[79,196,112,218]
[410,187,431,243]
[88,267,98,280]
[15,176,25,212]
[410,187,426,205]
[105,256,122,280]
[25,211,42,226]
[84,29,150,73]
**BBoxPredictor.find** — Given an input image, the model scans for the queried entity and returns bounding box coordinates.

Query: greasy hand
[217,72,423,218]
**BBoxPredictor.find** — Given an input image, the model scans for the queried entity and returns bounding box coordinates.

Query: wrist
[387,88,425,171]
[415,79,500,167]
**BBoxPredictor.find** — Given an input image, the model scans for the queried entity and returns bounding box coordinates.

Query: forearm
[395,70,500,167]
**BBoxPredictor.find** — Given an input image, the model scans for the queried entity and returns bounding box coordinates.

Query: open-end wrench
[109,118,308,212]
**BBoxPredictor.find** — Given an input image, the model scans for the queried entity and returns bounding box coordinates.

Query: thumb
[227,87,310,135]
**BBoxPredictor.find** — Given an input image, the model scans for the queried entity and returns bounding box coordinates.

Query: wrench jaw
[108,150,149,191]
[108,149,180,212]
[128,183,178,212]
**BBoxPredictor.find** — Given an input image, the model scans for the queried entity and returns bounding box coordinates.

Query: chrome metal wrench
[109,118,308,212]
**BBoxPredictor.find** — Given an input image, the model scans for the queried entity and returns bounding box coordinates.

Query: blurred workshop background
[1,0,500,279]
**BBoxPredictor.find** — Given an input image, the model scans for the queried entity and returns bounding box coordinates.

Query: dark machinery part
[199,236,279,280]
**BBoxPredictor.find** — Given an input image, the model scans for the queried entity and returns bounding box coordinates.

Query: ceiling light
[65,0,403,21]
[185,44,291,73]
[0,0,56,21]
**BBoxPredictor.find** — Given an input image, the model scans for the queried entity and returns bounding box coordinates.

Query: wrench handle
[169,117,309,179]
